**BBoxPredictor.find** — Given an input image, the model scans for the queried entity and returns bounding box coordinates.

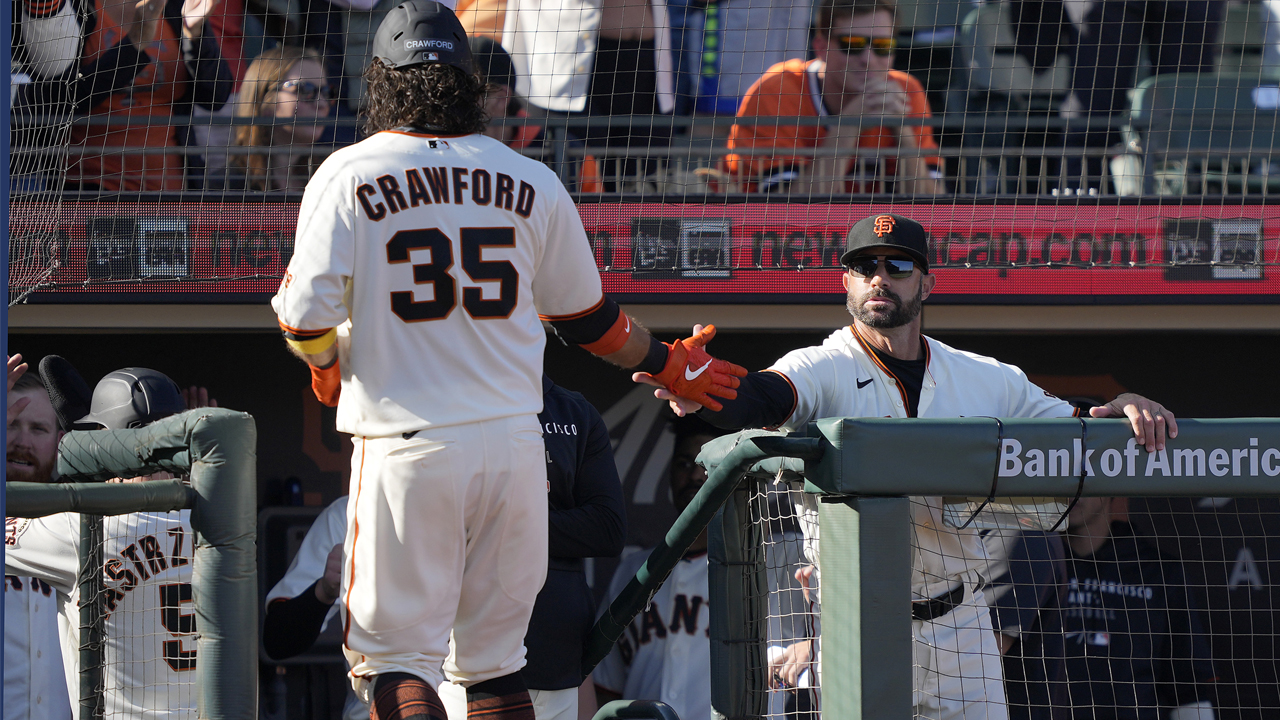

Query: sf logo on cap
[873,215,895,237]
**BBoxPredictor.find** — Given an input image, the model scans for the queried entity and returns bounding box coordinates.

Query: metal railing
[10,112,1280,198]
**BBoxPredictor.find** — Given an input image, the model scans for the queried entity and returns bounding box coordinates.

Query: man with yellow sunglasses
[723,0,944,196]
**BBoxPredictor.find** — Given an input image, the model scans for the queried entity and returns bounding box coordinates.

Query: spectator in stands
[457,0,505,39]
[723,0,944,195]
[672,0,813,116]
[1057,497,1217,720]
[59,0,235,191]
[470,36,603,186]
[594,415,723,720]
[1058,0,1223,188]
[471,36,541,150]
[980,527,1067,720]
[264,376,625,720]
[186,0,252,190]
[5,361,74,720]
[503,0,675,190]
[14,0,82,82]
[211,46,332,191]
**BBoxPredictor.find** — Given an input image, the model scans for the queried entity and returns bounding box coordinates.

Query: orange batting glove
[651,325,747,412]
[310,360,341,407]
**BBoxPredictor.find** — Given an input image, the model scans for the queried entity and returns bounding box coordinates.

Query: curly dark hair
[362,59,490,136]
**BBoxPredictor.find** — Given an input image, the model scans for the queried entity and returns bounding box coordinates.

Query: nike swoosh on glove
[651,325,748,412]
[310,360,341,407]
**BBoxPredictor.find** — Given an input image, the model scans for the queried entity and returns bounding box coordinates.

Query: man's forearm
[284,339,336,368]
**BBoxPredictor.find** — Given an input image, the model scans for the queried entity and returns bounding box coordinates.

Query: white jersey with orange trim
[768,325,1078,600]
[4,564,72,720]
[4,512,197,719]
[272,130,603,438]
[594,549,711,720]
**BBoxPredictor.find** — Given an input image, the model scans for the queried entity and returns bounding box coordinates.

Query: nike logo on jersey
[857,378,874,389]
[685,359,713,381]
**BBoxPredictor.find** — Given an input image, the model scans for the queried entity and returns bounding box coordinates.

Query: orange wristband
[310,360,341,407]
[580,312,632,356]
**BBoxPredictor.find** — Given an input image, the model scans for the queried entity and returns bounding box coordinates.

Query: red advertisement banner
[10,201,1280,303]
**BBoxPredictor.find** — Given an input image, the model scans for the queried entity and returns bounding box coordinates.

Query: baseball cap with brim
[372,0,473,73]
[841,213,930,273]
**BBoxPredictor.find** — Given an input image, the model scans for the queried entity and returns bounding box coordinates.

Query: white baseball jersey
[4,529,73,720]
[4,511,196,719]
[769,326,1077,600]
[594,550,711,720]
[265,496,367,720]
[272,130,603,438]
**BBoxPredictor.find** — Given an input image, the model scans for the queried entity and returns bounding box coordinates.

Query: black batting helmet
[75,368,186,430]
[372,0,473,73]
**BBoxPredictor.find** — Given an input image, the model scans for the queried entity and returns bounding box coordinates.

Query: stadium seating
[1123,72,1280,195]
[954,2,1071,194]
[1216,2,1273,75]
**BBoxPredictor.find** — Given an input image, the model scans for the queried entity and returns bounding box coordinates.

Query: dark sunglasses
[278,80,336,103]
[846,256,916,279]
[836,35,897,57]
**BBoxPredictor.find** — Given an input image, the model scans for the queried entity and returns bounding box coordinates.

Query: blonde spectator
[215,46,333,191]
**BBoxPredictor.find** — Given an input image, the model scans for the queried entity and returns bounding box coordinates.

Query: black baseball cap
[469,36,515,89]
[372,0,473,73]
[841,213,930,273]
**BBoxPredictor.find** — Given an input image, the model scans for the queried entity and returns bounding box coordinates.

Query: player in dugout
[5,366,206,719]
[593,415,726,720]
[5,356,73,720]
[262,374,626,720]
[636,212,1178,720]
[270,4,742,719]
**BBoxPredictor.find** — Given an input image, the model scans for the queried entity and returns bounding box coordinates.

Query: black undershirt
[869,342,927,417]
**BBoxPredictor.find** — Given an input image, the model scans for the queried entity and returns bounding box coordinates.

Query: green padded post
[708,478,767,720]
[818,496,913,720]
[55,408,258,720]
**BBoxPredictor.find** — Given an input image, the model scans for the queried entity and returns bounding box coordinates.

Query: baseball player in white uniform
[5,368,197,719]
[270,4,744,719]
[594,418,721,720]
[263,496,368,720]
[638,213,1177,720]
[5,368,73,720]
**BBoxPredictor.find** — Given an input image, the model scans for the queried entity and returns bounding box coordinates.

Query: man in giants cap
[635,212,1177,720]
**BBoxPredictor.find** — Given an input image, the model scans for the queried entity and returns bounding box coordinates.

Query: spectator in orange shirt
[66,0,234,191]
[724,0,943,195]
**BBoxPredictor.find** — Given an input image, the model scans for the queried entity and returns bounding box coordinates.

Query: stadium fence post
[707,477,767,720]
[817,496,913,720]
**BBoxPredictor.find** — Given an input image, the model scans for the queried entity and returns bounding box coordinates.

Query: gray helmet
[74,368,185,430]
[371,0,473,73]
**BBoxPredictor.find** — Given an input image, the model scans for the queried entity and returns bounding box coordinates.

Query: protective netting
[9,0,1280,304]
[83,511,199,720]
[736,488,1280,720]
[743,479,821,720]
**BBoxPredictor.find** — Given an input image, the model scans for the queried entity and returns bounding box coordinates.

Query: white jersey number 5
[159,582,197,671]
